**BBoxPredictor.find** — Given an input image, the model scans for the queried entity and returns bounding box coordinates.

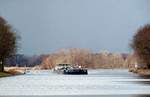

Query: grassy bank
[0,68,25,78]
[129,68,150,75]
[0,72,11,77]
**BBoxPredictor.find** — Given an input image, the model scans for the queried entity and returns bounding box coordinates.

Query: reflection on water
[0,69,150,97]
[137,95,150,97]
[136,75,150,84]
[122,75,150,85]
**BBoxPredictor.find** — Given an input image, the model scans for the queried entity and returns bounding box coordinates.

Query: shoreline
[129,68,150,76]
[0,68,25,78]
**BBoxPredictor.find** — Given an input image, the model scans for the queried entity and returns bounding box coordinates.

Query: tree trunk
[0,60,4,72]
[147,64,150,69]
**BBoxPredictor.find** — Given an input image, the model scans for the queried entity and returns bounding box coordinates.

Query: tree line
[4,54,48,67]
[40,48,129,69]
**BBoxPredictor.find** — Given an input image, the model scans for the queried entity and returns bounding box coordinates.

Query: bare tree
[131,24,150,68]
[0,16,19,72]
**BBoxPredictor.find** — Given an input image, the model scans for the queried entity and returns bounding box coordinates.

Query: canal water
[0,69,150,97]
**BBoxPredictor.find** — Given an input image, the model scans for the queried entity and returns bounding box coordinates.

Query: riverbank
[0,68,25,78]
[129,68,150,75]
[0,72,11,77]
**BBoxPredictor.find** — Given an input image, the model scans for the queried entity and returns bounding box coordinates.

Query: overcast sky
[0,0,150,55]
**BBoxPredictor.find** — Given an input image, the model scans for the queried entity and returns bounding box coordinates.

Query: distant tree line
[4,54,49,67]
[40,48,130,69]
